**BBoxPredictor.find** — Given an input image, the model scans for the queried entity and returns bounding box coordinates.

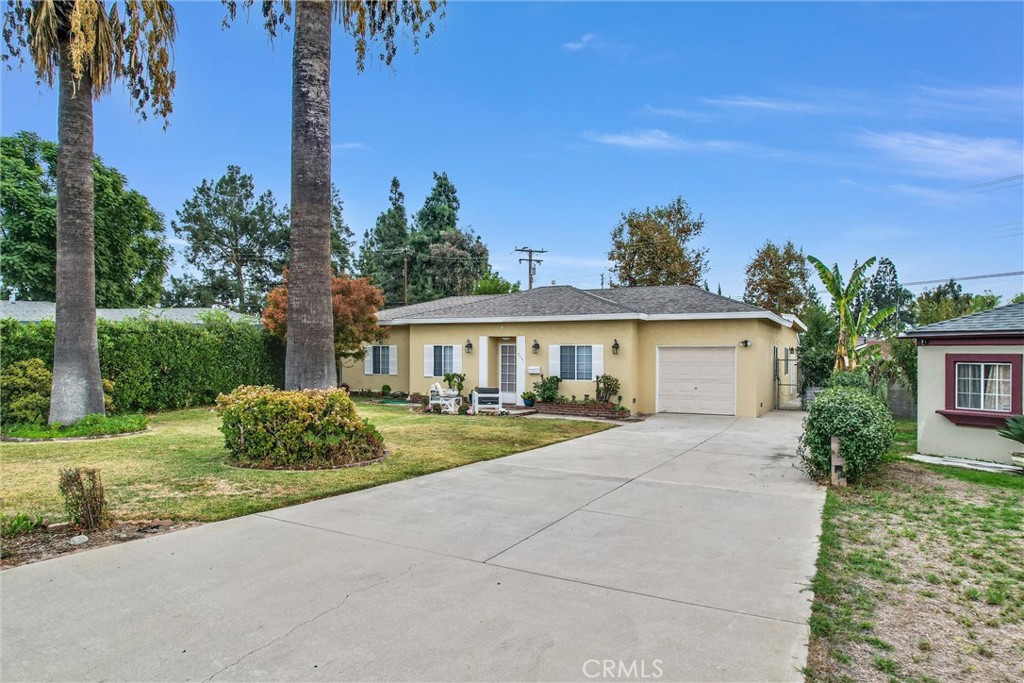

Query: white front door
[499,344,517,405]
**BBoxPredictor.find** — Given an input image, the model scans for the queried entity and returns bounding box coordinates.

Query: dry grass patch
[806,460,1024,683]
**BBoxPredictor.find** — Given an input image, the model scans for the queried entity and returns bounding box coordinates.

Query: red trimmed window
[939,353,1023,427]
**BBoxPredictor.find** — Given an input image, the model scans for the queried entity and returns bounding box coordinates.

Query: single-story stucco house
[0,300,258,325]
[344,284,804,417]
[903,301,1024,465]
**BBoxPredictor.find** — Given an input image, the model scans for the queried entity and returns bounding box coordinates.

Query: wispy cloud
[701,95,825,114]
[642,104,712,121]
[562,33,600,52]
[856,130,1023,180]
[585,129,743,153]
[332,142,366,151]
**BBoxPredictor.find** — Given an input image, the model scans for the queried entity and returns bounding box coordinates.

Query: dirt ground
[807,461,1024,683]
[1,521,198,569]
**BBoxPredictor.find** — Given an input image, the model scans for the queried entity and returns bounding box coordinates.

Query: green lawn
[806,421,1024,682]
[0,401,611,524]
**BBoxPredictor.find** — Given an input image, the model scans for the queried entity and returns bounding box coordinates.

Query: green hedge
[0,314,283,413]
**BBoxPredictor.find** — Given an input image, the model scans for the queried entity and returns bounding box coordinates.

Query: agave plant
[996,415,1024,446]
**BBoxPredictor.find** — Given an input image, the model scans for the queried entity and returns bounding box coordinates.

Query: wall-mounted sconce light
[612,339,620,355]
[788,346,796,354]
[532,339,540,354]
[739,339,751,348]
[465,339,473,353]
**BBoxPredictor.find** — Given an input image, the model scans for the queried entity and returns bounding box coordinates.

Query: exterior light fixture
[612,339,620,355]
[532,339,540,354]
[739,340,751,348]
[465,339,473,353]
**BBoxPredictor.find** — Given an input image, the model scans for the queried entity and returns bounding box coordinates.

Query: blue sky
[3,1,1023,301]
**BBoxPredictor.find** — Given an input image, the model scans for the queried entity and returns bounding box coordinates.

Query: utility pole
[514,246,547,290]
[600,273,605,289]
[403,252,409,305]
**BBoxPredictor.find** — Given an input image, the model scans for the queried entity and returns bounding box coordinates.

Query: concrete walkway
[1,412,823,682]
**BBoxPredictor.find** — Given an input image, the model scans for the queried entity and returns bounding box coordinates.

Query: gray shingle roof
[905,301,1024,337]
[583,285,762,314]
[384,284,780,322]
[0,301,258,325]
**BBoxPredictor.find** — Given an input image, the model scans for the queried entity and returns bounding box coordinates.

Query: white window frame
[955,361,1012,412]
[559,344,594,381]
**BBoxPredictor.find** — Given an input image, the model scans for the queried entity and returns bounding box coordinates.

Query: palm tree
[3,1,176,424]
[807,256,895,372]
[224,0,444,390]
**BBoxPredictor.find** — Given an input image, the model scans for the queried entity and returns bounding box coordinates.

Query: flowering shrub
[799,386,894,483]
[215,385,386,469]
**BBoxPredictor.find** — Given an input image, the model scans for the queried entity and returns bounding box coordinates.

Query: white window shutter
[364,346,373,375]
[424,345,434,377]
[452,345,463,373]
[592,344,604,380]
[548,345,560,377]
[388,345,398,375]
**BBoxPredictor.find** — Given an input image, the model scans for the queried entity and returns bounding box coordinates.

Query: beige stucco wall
[339,326,410,393]
[635,319,799,417]
[917,344,1023,465]
[407,320,638,404]
[346,316,800,416]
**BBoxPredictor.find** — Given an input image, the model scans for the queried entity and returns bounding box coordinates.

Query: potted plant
[996,415,1024,470]
[521,391,537,407]
[442,372,466,395]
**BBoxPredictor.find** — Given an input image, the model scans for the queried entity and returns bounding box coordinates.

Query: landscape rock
[68,535,89,546]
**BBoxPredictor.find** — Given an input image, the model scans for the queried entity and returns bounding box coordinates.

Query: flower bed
[533,401,627,419]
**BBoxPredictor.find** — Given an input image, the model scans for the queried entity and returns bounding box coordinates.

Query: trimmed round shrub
[214,385,386,469]
[799,386,895,483]
[825,370,871,392]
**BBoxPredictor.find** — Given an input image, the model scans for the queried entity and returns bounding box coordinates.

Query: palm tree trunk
[49,46,106,424]
[285,0,336,389]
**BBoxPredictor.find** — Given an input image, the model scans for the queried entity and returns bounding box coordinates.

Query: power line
[514,246,547,290]
[901,271,1024,287]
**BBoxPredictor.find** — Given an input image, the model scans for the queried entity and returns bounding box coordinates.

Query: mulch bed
[1,520,198,570]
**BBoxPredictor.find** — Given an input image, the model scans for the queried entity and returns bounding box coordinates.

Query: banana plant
[807,255,895,371]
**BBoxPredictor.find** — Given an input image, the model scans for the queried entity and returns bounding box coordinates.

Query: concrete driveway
[1,412,823,682]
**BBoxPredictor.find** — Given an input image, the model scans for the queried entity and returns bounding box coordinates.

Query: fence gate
[774,346,802,410]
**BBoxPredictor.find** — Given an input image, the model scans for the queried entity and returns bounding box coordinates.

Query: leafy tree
[3,1,177,425]
[888,337,918,401]
[807,255,894,372]
[223,0,443,390]
[473,268,520,295]
[915,280,1001,325]
[328,185,355,276]
[263,271,386,367]
[169,165,288,314]
[854,257,914,333]
[356,177,410,306]
[406,171,488,302]
[1,132,171,306]
[797,301,839,391]
[608,196,709,287]
[1011,292,1024,305]
[742,240,816,314]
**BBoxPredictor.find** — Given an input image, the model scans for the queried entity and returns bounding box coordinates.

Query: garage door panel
[658,347,735,415]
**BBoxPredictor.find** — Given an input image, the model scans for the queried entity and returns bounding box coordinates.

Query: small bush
[594,374,621,403]
[799,386,895,483]
[0,510,44,537]
[533,376,562,402]
[997,415,1024,446]
[58,468,108,529]
[215,385,386,469]
[458,402,470,415]
[825,370,871,392]
[380,383,392,396]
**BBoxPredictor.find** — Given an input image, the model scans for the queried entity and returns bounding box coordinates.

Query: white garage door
[657,347,736,415]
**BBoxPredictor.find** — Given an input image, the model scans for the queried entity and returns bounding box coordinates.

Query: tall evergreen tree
[357,177,409,306]
[855,257,915,333]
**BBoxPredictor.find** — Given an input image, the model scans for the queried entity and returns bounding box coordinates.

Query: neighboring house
[903,302,1024,465]
[346,285,804,417]
[0,301,258,325]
